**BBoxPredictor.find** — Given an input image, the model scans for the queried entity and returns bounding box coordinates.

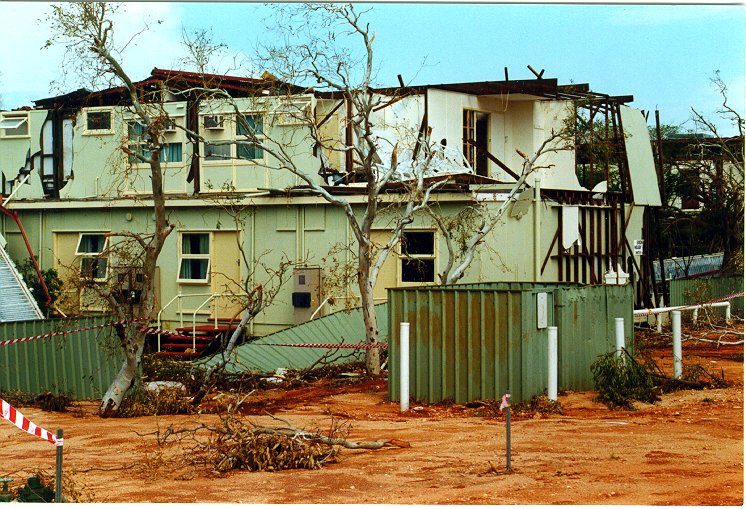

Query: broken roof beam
[464,138,520,180]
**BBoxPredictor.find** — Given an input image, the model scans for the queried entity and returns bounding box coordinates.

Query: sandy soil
[1,329,743,505]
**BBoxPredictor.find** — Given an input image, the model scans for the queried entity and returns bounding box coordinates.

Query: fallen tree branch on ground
[148,411,409,473]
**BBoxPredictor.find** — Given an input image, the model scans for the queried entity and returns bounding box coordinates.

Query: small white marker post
[615,317,625,364]
[672,310,682,380]
[547,326,558,401]
[399,322,410,412]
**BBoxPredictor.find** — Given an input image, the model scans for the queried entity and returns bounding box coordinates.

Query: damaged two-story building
[0,68,662,335]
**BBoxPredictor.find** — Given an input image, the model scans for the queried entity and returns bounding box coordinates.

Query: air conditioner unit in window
[204,115,225,129]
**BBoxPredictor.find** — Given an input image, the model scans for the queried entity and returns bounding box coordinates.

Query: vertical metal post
[399,322,410,412]
[505,391,512,471]
[615,317,625,363]
[533,177,541,281]
[547,326,558,401]
[672,310,682,379]
[55,429,63,503]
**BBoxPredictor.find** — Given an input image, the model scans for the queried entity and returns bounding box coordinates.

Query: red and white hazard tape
[261,342,388,349]
[0,318,147,348]
[1,398,62,446]
[635,291,744,317]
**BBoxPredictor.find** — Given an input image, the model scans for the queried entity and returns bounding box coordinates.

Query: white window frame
[201,112,266,166]
[75,232,109,282]
[177,232,212,284]
[274,96,314,126]
[398,230,437,284]
[0,112,29,139]
[127,120,184,166]
[83,107,114,135]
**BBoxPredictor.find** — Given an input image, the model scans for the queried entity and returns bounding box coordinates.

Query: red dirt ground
[1,327,742,504]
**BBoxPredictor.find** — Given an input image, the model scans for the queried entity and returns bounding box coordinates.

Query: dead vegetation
[139,410,409,476]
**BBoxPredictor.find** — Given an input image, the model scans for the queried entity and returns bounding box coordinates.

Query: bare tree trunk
[357,241,380,376]
[100,329,146,417]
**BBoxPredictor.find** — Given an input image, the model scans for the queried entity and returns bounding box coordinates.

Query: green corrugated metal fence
[388,283,633,404]
[0,316,123,399]
[203,303,388,374]
[668,275,744,317]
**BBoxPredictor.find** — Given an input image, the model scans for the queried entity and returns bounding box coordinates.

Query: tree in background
[653,73,744,275]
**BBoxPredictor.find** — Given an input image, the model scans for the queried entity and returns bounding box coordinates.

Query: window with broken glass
[462,109,490,176]
[400,231,436,283]
[76,233,109,281]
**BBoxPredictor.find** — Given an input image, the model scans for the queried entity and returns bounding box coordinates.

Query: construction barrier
[1,398,62,446]
[262,342,388,349]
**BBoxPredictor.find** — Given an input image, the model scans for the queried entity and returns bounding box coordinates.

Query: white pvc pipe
[615,317,625,363]
[547,326,558,401]
[533,177,541,281]
[672,310,682,379]
[399,322,410,412]
[634,301,732,318]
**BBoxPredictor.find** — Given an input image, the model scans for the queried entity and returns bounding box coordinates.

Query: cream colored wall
[6,193,648,336]
[1,109,46,199]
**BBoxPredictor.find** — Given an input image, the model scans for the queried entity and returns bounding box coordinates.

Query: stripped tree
[46,3,175,416]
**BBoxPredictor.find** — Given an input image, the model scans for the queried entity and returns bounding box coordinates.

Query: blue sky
[1,2,743,134]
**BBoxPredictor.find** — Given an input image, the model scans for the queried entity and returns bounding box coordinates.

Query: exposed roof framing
[33,68,305,109]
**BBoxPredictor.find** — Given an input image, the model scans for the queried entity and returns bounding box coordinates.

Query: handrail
[190,292,235,351]
[156,293,183,352]
[155,292,240,352]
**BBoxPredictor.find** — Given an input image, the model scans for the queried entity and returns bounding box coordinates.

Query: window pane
[204,143,231,160]
[237,114,263,136]
[401,259,435,283]
[401,232,434,256]
[77,234,106,254]
[128,121,146,141]
[81,257,108,280]
[161,143,182,163]
[237,143,263,160]
[182,233,209,255]
[87,111,111,131]
[1,117,28,136]
[179,259,208,280]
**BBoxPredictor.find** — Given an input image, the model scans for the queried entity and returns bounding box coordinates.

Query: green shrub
[591,351,659,410]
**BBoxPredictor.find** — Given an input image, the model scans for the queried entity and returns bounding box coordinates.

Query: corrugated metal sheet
[668,276,743,317]
[0,244,44,322]
[203,303,388,374]
[0,316,123,399]
[555,285,633,390]
[389,283,633,404]
[654,253,723,280]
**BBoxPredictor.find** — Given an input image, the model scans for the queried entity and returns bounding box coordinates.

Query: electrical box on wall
[292,267,323,324]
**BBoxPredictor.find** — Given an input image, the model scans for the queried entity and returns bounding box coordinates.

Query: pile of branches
[154,412,408,474]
